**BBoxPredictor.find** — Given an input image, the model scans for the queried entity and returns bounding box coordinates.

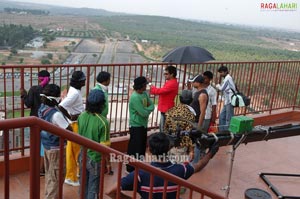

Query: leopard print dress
[164,103,195,149]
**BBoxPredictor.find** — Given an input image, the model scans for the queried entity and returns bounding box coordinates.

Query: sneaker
[64,179,80,187]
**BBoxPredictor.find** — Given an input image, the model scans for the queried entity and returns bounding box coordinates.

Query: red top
[150,78,179,113]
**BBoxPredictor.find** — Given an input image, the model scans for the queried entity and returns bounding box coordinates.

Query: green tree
[10,48,18,55]
[19,58,24,63]
[47,53,53,60]
[41,59,51,64]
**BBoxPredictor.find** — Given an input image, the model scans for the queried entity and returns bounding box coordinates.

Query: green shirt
[94,84,109,118]
[129,91,154,128]
[78,111,110,162]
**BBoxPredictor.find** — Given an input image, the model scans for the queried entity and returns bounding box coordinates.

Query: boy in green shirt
[78,89,109,199]
[94,71,111,118]
[126,76,154,172]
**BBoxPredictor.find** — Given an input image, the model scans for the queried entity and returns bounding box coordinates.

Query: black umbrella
[162,46,215,64]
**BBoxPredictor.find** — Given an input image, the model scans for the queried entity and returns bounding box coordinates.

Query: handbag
[230,88,250,107]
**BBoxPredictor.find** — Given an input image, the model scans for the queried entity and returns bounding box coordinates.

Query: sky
[12,0,300,32]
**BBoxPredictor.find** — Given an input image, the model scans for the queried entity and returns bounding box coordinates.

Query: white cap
[188,74,199,83]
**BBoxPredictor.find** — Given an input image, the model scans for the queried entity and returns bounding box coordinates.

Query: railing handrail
[0,116,226,199]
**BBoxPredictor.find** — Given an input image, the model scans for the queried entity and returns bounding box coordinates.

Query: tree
[41,59,51,64]
[47,53,53,60]
[10,48,18,55]
[19,58,24,63]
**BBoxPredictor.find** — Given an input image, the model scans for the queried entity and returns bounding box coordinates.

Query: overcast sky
[14,0,300,32]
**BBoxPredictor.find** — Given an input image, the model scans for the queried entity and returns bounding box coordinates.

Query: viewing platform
[1,61,300,198]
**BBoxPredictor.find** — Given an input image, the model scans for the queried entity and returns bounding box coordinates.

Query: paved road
[0,37,153,110]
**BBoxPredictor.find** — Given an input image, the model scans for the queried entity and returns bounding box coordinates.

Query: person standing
[58,71,86,186]
[20,69,51,176]
[214,66,236,131]
[126,76,154,172]
[94,71,111,118]
[38,84,72,199]
[189,75,208,129]
[202,71,217,132]
[193,72,217,163]
[94,71,113,175]
[78,89,110,199]
[149,65,179,132]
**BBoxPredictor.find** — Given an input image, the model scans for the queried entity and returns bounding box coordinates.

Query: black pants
[126,126,147,172]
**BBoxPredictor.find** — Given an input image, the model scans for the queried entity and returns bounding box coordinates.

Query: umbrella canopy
[162,46,215,64]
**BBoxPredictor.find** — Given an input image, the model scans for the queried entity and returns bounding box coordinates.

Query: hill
[91,15,300,61]
[0,0,299,61]
[0,0,123,16]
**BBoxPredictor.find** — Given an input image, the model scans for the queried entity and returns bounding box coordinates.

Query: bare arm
[192,142,219,172]
[198,93,208,127]
[192,152,213,173]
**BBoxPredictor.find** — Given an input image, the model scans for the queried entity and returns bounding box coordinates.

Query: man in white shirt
[215,66,236,131]
[58,71,86,186]
[202,71,217,132]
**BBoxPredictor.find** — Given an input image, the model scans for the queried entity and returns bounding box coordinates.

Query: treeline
[0,24,36,48]
[4,7,50,15]
[93,15,300,61]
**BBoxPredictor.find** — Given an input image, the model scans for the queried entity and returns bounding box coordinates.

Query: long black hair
[41,84,60,107]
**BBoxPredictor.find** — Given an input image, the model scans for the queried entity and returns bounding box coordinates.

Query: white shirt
[205,85,217,119]
[216,74,236,105]
[59,86,84,115]
[52,112,69,129]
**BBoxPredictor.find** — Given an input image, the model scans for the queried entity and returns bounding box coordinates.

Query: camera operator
[106,132,219,199]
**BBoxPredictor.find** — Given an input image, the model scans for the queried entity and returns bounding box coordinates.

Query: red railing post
[4,129,9,199]
[269,62,281,114]
[244,63,254,115]
[29,125,41,199]
[292,64,300,110]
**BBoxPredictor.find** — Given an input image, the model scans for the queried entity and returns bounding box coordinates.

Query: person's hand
[208,142,219,158]
[20,88,27,98]
[146,77,151,83]
[189,151,194,162]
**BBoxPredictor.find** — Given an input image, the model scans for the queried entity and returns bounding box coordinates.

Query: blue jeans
[219,104,234,131]
[159,112,166,132]
[193,119,210,164]
[79,155,101,199]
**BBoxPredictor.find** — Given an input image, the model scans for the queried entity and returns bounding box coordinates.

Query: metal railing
[0,116,225,199]
[1,61,300,155]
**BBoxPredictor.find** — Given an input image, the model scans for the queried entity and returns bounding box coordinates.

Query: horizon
[6,0,300,32]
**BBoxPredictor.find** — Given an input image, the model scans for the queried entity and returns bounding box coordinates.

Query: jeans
[219,104,234,132]
[192,120,210,164]
[159,112,166,133]
[79,154,101,199]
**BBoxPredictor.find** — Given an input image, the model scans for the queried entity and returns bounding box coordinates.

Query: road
[0,37,153,110]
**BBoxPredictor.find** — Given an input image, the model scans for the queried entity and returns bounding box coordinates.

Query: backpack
[230,88,251,107]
